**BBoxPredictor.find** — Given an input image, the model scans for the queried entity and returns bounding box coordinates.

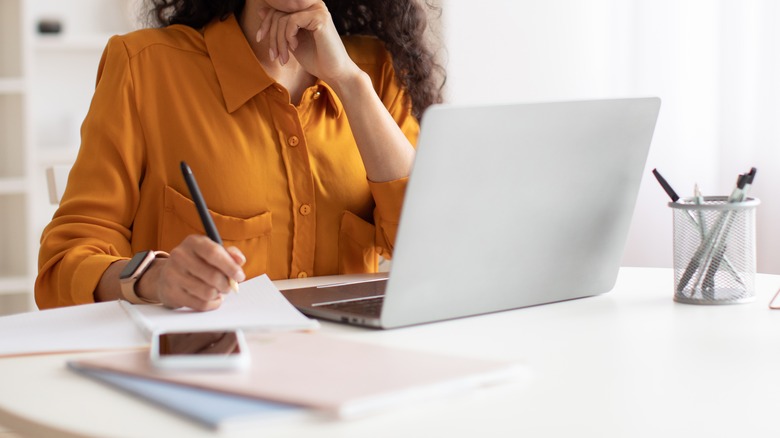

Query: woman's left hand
[256,2,362,85]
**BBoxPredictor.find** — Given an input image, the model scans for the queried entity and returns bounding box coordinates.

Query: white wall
[24,0,780,274]
[442,0,780,273]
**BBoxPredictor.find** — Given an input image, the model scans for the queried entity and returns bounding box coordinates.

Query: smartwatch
[119,250,169,304]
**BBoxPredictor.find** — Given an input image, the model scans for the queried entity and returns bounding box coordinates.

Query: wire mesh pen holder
[671,196,759,304]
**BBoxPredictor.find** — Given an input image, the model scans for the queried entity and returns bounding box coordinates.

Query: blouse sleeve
[35,37,144,309]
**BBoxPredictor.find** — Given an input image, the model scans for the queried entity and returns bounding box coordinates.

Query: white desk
[2,267,780,437]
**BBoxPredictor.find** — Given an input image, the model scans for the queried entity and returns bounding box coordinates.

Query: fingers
[184,239,245,289]
[257,7,274,44]
[157,235,246,311]
[285,21,300,53]
[156,271,224,312]
[226,246,247,266]
[276,15,292,65]
[257,5,327,66]
[166,284,223,312]
[267,9,281,62]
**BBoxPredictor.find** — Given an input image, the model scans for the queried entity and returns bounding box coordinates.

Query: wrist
[119,250,168,304]
[326,68,370,98]
[135,259,165,303]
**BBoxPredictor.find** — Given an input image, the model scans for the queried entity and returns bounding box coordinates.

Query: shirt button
[297,271,308,278]
[299,204,312,215]
[287,136,299,147]
[312,91,321,100]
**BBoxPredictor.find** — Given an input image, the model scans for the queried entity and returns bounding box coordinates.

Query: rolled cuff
[70,254,124,305]
[368,177,408,257]
[367,176,408,223]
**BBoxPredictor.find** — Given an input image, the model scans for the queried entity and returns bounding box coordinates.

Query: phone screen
[157,331,242,356]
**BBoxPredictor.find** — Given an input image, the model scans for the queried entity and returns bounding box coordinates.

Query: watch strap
[120,250,169,304]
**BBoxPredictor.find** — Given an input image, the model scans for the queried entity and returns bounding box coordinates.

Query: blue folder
[67,362,307,430]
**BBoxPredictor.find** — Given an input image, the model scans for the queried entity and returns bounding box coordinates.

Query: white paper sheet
[129,275,319,334]
[0,275,317,357]
[0,301,148,357]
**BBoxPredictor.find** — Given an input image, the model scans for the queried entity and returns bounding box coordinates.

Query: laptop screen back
[380,98,661,328]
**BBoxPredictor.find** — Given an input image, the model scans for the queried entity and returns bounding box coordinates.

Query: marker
[726,173,748,203]
[701,168,757,294]
[740,167,757,202]
[180,161,240,293]
[694,184,705,237]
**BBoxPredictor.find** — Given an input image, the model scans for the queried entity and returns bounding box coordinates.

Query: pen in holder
[671,196,759,304]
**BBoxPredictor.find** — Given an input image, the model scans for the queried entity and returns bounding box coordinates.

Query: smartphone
[150,329,250,371]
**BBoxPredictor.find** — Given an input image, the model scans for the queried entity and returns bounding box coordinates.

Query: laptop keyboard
[317,296,385,318]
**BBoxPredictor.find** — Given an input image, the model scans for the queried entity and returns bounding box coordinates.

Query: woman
[35,0,444,311]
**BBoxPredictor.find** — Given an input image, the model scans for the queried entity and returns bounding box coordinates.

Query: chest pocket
[161,185,272,279]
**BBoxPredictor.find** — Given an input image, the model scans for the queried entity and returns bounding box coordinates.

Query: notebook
[69,332,524,419]
[281,98,661,328]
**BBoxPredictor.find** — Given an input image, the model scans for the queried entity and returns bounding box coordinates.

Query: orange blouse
[35,15,419,309]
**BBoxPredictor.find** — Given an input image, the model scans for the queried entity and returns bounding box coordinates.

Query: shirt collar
[204,15,344,118]
[204,15,274,113]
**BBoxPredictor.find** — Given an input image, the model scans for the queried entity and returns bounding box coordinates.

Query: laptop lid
[377,97,661,328]
[280,98,661,329]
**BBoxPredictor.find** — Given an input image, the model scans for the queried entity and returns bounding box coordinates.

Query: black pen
[180,161,239,293]
[652,167,699,293]
[652,168,679,202]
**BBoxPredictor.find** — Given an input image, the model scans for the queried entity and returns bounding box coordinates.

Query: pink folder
[71,332,524,418]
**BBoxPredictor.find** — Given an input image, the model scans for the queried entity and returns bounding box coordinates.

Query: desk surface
[2,267,780,438]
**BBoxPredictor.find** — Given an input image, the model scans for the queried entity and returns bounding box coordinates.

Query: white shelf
[1,0,34,313]
[0,178,26,195]
[34,34,113,51]
[37,146,79,165]
[2,0,132,314]
[0,78,25,94]
[0,277,30,296]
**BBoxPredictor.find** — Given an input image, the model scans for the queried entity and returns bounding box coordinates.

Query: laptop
[281,97,661,329]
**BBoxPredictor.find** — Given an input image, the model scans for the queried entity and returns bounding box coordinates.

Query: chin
[272,0,319,13]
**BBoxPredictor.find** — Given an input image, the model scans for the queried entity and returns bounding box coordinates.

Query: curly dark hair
[146,0,445,120]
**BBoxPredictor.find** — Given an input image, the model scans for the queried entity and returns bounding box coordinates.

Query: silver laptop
[281,98,661,329]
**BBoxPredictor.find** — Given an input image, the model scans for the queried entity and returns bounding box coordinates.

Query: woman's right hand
[139,235,246,311]
[255,2,362,86]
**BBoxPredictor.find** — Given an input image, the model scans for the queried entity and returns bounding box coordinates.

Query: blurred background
[443,0,780,275]
[0,0,777,314]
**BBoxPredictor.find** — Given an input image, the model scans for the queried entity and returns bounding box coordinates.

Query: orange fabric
[35,15,418,309]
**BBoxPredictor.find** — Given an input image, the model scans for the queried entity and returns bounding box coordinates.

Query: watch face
[120,251,153,279]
